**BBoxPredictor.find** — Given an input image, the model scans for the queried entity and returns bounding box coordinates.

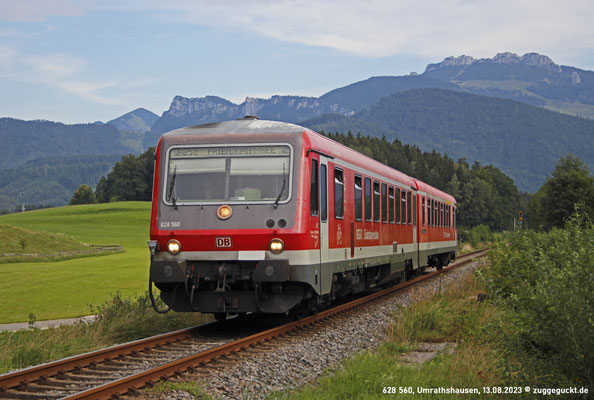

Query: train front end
[148,119,313,318]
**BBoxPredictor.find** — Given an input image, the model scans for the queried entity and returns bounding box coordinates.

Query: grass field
[0,202,152,323]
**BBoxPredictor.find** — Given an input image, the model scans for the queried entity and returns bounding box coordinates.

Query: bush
[481,211,594,386]
[459,224,493,248]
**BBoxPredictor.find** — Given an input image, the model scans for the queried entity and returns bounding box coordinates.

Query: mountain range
[1,52,593,207]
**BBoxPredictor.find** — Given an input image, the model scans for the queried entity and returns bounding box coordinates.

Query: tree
[94,147,155,202]
[70,184,97,205]
[323,130,522,229]
[535,155,594,229]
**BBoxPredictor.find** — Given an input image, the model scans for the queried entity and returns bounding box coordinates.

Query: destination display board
[170,145,290,158]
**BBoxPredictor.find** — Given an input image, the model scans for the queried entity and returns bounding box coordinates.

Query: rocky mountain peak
[491,52,560,71]
[166,95,236,118]
[441,55,477,67]
[425,52,561,73]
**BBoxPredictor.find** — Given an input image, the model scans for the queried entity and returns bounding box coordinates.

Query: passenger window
[433,199,436,227]
[354,175,362,221]
[381,183,387,223]
[364,177,372,222]
[437,202,439,227]
[388,186,394,223]
[310,159,318,216]
[320,164,327,222]
[373,181,380,222]
[401,190,407,224]
[334,168,344,219]
[407,191,412,225]
[396,188,401,224]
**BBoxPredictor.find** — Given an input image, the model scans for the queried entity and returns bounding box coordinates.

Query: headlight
[217,205,232,220]
[269,238,284,254]
[167,239,181,255]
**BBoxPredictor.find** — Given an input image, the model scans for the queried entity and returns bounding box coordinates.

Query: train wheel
[214,312,227,322]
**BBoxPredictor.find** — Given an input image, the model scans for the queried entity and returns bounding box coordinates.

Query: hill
[0,118,140,208]
[0,155,123,210]
[318,75,460,112]
[304,88,594,192]
[0,202,151,323]
[107,108,159,133]
[0,118,135,170]
[424,52,594,118]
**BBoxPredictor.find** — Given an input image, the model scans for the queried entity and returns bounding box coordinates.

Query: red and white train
[148,117,457,319]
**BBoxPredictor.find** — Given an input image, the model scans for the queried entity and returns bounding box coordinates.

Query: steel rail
[64,249,488,400]
[0,325,203,392]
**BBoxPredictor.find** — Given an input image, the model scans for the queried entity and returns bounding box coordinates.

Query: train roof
[413,179,457,204]
[163,118,305,136]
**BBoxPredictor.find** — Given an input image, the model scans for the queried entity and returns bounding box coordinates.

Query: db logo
[215,237,232,248]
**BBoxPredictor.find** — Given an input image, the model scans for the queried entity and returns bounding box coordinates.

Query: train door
[413,191,419,268]
[319,156,330,293]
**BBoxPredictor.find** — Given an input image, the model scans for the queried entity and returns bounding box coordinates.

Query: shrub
[459,224,493,248]
[481,211,594,386]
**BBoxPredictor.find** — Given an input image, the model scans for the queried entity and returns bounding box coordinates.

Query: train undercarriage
[150,250,456,320]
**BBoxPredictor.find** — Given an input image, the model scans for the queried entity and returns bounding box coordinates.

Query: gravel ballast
[157,260,483,399]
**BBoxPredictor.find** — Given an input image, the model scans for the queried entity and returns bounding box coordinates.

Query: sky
[1,0,593,124]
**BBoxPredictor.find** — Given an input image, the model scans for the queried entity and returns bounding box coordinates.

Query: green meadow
[0,202,152,324]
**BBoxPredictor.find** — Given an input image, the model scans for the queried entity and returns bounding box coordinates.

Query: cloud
[27,53,86,78]
[0,0,92,22]
[121,0,594,61]
[0,45,18,72]
[0,45,123,104]
[60,80,121,105]
[2,1,593,61]
[0,27,21,37]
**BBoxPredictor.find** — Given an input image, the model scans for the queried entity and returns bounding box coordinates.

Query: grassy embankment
[0,224,90,256]
[0,202,151,324]
[0,202,210,373]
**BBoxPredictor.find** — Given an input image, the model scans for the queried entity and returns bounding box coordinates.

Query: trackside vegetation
[481,211,593,387]
[0,293,210,374]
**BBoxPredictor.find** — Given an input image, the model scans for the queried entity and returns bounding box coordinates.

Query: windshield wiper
[167,165,177,209]
[273,164,286,209]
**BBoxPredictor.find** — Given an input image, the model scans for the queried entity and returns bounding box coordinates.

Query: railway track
[0,249,487,400]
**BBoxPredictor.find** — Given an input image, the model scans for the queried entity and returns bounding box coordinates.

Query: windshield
[165,145,292,204]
